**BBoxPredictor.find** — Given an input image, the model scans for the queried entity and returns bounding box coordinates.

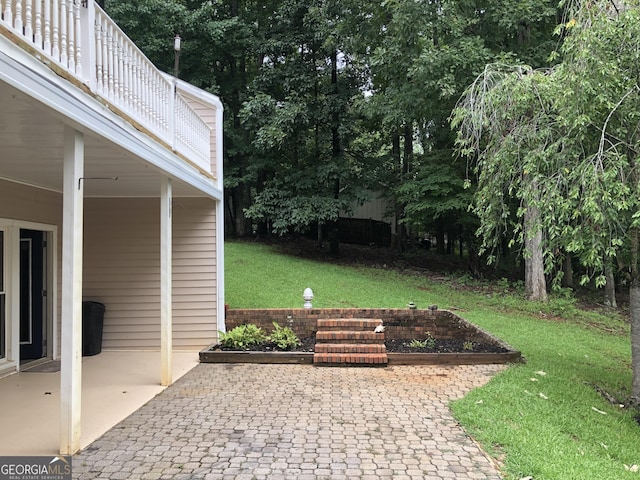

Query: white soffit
[0,40,222,199]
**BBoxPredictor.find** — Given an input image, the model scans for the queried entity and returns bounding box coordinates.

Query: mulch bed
[385,338,508,354]
[213,337,316,353]
[211,337,508,354]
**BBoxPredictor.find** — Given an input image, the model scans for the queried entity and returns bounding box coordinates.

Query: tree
[103,0,189,74]
[105,0,560,266]
[454,0,640,404]
[345,0,558,257]
[551,0,640,405]
[452,65,556,300]
[239,0,366,248]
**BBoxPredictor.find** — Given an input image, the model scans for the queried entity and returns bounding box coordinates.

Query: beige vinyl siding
[173,197,218,347]
[83,197,218,350]
[182,94,219,178]
[0,181,218,354]
[0,180,63,224]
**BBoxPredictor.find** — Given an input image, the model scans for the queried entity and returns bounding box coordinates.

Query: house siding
[342,192,396,231]
[182,94,219,178]
[83,197,218,350]
[0,181,63,224]
[0,181,218,356]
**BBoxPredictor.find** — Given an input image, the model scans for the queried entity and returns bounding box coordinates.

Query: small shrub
[219,324,266,349]
[268,322,301,350]
[408,332,436,350]
[463,341,474,351]
[496,277,510,291]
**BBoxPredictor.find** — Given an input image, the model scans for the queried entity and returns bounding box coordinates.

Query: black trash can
[82,301,105,356]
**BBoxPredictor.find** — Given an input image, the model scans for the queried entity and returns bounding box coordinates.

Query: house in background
[340,193,396,247]
[0,0,223,454]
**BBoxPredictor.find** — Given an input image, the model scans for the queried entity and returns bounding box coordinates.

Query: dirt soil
[215,337,316,353]
[213,337,509,354]
[385,338,509,354]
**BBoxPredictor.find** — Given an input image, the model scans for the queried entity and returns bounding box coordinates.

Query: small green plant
[408,332,436,350]
[219,324,266,349]
[496,277,510,291]
[463,341,474,351]
[268,322,301,350]
[408,339,428,349]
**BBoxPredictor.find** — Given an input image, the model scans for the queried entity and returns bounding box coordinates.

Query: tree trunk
[329,49,340,256]
[316,222,323,250]
[604,258,617,308]
[435,221,445,254]
[391,133,405,253]
[230,183,252,237]
[630,283,640,405]
[630,227,640,406]
[391,124,413,254]
[524,201,547,301]
[561,253,574,289]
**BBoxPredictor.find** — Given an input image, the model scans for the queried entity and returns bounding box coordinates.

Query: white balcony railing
[0,0,212,174]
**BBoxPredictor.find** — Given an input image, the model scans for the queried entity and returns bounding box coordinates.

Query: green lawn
[225,240,640,480]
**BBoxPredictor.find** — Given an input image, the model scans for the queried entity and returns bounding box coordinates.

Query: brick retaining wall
[225,308,500,345]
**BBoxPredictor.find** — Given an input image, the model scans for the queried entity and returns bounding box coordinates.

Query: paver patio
[74,363,506,479]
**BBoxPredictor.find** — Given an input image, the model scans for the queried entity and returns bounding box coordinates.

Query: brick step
[315,343,387,354]
[317,318,382,331]
[313,352,388,366]
[315,331,385,344]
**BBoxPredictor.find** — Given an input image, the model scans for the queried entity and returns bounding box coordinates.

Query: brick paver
[74,363,505,479]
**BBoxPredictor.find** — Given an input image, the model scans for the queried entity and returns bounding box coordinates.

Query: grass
[225,240,640,480]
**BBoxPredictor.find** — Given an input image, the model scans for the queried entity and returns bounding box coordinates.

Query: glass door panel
[20,230,44,361]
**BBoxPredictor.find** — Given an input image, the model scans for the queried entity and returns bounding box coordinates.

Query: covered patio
[0,351,199,455]
[0,0,224,455]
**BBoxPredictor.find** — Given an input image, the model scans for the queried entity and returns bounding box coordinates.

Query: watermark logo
[0,456,72,480]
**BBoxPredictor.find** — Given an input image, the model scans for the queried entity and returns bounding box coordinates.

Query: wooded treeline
[102,0,558,251]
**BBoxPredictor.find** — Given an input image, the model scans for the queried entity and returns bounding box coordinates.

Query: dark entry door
[20,229,46,362]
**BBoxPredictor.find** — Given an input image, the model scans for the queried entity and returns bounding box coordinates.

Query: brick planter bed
[199,308,522,365]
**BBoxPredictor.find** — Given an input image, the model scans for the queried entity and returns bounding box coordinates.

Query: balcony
[0,0,214,177]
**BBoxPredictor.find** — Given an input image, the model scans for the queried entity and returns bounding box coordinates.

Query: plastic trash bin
[82,301,105,356]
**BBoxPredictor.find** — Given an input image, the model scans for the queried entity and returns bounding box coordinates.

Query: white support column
[216,198,225,333]
[60,126,84,455]
[215,100,225,334]
[160,177,172,386]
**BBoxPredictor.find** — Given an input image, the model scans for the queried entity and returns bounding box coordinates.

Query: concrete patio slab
[74,363,506,479]
[0,351,199,456]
